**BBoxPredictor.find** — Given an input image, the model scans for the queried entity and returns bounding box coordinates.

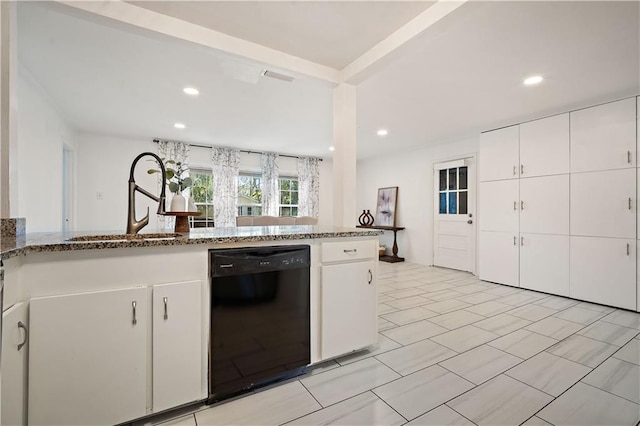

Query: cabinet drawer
[321,240,377,263]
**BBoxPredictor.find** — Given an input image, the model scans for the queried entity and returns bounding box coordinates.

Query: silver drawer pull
[521,236,524,246]
[368,269,373,284]
[628,151,632,164]
[513,165,516,175]
[17,321,27,351]
[629,197,633,210]
[521,200,524,210]
[343,249,357,253]
[513,201,517,211]
[163,297,168,320]
[521,164,524,175]
[513,236,517,246]
[132,301,137,325]
[220,264,234,268]
[627,243,631,256]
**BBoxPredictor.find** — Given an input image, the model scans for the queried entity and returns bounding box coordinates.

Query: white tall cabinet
[479,113,570,295]
[479,97,638,311]
[2,302,28,426]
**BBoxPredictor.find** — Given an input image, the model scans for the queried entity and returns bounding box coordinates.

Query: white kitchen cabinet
[479,231,519,287]
[478,180,519,232]
[520,234,569,296]
[571,168,636,239]
[321,254,376,360]
[2,302,28,426]
[520,113,570,177]
[570,98,636,173]
[153,281,202,413]
[519,175,570,235]
[29,287,147,426]
[479,125,519,182]
[570,236,636,310]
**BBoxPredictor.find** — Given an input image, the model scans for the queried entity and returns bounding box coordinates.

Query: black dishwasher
[208,245,310,403]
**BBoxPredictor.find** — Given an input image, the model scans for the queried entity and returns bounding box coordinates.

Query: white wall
[357,137,478,266]
[76,135,334,231]
[17,69,76,232]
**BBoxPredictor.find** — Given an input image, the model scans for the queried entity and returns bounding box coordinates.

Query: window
[438,166,468,215]
[238,174,263,216]
[279,177,299,216]
[189,168,214,227]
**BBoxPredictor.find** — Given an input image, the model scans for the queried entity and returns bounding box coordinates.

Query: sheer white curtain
[212,147,240,227]
[261,153,279,216]
[157,140,190,229]
[297,157,320,217]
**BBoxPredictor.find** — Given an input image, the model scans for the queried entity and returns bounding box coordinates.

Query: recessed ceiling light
[524,75,543,86]
[174,123,186,129]
[377,129,388,136]
[329,146,335,151]
[183,87,199,95]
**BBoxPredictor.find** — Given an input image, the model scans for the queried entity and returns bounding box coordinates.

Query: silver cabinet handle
[163,297,168,320]
[521,164,524,175]
[17,321,27,351]
[513,236,517,246]
[628,151,632,164]
[132,301,137,325]
[629,198,633,210]
[343,249,357,253]
[627,243,631,256]
[368,269,373,285]
[513,165,516,175]
[521,236,524,246]
[513,201,517,211]
[521,200,524,210]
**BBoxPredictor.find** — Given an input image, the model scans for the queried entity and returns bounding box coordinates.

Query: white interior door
[433,157,476,272]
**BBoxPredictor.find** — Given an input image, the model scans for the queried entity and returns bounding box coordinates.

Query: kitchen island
[0,226,381,425]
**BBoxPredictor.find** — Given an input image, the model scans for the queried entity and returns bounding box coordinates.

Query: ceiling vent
[261,69,295,83]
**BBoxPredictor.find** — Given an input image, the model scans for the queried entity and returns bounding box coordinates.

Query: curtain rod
[152,138,323,161]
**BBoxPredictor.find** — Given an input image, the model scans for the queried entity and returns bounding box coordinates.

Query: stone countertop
[0,226,383,260]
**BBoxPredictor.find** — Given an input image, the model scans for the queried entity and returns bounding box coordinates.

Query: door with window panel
[433,158,476,272]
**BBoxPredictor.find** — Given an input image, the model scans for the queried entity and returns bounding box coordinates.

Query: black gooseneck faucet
[127,152,167,234]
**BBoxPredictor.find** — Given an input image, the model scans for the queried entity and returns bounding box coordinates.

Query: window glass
[279,177,299,216]
[439,193,447,214]
[448,168,457,190]
[459,166,468,190]
[439,169,447,191]
[459,191,468,214]
[238,174,262,216]
[448,191,457,214]
[190,169,214,227]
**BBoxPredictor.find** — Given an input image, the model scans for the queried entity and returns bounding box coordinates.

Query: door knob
[467,220,473,224]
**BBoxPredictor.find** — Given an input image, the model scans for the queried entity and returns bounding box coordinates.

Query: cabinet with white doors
[570,97,636,173]
[519,113,570,178]
[320,240,377,360]
[152,281,202,413]
[2,302,28,426]
[570,236,636,310]
[520,234,570,296]
[29,287,148,426]
[519,175,570,235]
[478,125,519,182]
[478,179,519,233]
[570,168,636,239]
[478,231,520,286]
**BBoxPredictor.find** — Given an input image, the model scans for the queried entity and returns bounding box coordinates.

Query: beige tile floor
[151,262,640,426]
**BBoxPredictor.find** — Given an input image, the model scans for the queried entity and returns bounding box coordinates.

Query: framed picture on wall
[375,186,398,227]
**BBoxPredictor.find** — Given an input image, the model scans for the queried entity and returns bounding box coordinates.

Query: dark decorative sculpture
[358,209,375,227]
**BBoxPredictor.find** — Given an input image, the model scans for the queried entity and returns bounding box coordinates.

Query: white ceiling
[17,1,640,160]
[127,1,435,69]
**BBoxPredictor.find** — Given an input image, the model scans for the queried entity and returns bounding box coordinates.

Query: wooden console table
[356,225,406,263]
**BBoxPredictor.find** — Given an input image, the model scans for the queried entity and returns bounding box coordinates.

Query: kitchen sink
[66,233,185,242]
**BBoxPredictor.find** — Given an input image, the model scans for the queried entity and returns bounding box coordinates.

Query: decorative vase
[365,210,375,226]
[358,210,367,226]
[187,197,198,212]
[170,193,186,212]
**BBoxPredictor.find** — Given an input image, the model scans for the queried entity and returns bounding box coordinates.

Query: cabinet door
[479,125,519,182]
[571,168,636,238]
[570,236,636,310]
[520,113,570,177]
[520,175,569,235]
[153,281,202,412]
[2,302,28,426]
[478,180,519,232]
[29,288,147,426]
[321,261,376,360]
[570,98,636,173]
[520,234,569,296]
[479,231,519,287]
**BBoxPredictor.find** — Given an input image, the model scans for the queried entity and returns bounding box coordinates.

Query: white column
[332,83,357,227]
[0,1,17,218]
